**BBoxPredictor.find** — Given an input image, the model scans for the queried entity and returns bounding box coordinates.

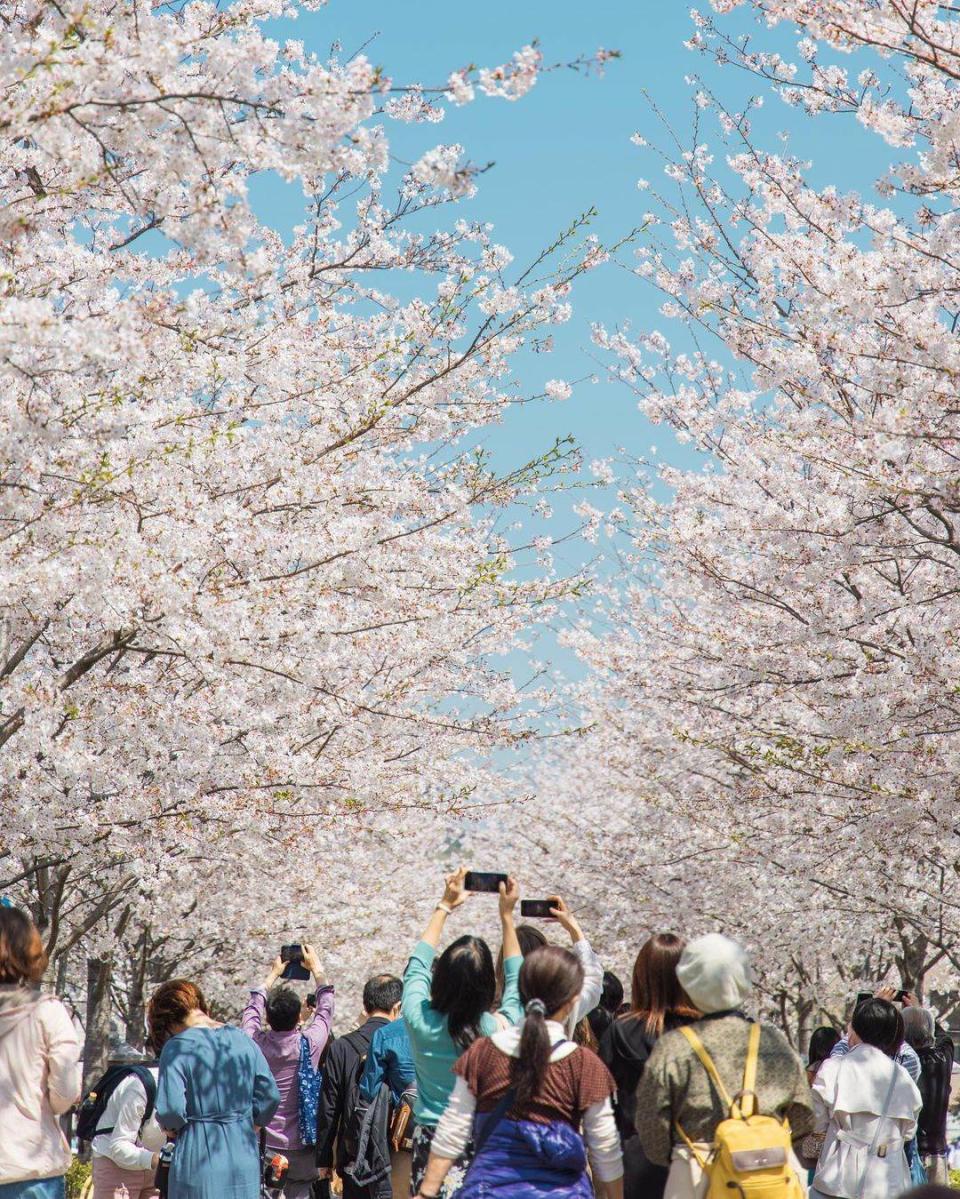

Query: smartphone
[280,944,310,981]
[855,988,909,1007]
[520,898,559,919]
[464,871,508,893]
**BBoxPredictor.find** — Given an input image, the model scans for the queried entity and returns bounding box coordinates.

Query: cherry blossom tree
[0,0,615,1067]
[568,0,960,1027]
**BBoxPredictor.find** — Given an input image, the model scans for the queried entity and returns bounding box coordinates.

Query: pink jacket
[0,986,81,1183]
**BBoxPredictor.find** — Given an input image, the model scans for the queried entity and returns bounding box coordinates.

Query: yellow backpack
[675,1023,804,1199]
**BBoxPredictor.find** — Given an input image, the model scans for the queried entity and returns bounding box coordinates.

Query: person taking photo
[413,944,623,1199]
[402,868,523,1199]
[241,943,334,1199]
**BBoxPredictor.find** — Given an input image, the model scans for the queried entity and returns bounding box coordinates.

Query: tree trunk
[55,946,69,997]
[125,933,149,1051]
[894,923,929,997]
[796,998,814,1055]
[83,955,114,1090]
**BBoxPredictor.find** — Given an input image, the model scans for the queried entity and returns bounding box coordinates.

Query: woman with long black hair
[402,868,522,1198]
[413,945,623,1199]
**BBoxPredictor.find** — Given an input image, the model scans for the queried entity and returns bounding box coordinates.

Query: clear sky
[253,0,888,685]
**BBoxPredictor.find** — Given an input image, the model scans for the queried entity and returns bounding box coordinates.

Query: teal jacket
[402,940,523,1127]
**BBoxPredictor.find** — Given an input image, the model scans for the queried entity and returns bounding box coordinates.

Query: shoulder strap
[679,1025,739,1116]
[474,1087,516,1157]
[739,1023,760,1118]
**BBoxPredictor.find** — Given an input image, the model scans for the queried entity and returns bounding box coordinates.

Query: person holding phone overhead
[240,944,334,1199]
[829,986,921,1082]
[402,867,523,1199]
[494,897,603,1036]
[414,945,623,1199]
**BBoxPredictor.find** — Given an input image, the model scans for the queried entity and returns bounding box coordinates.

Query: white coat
[0,985,81,1184]
[811,1042,921,1199]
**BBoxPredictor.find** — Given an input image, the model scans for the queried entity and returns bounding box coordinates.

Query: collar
[697,1009,751,1022]
[490,1018,578,1062]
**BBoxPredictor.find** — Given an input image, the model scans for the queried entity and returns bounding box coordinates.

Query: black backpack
[338,1030,375,1165]
[76,1064,157,1144]
[341,1082,392,1191]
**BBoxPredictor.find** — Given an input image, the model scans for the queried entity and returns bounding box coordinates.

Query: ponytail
[513,998,551,1108]
[512,946,584,1111]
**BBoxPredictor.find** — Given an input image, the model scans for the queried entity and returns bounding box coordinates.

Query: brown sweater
[635,1014,814,1165]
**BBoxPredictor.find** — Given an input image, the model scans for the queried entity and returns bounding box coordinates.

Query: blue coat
[359,1019,416,1106]
[156,1024,280,1199]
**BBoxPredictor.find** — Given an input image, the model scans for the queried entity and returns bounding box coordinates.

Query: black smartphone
[464,871,508,893]
[855,988,909,1007]
[280,943,310,981]
[520,898,559,918]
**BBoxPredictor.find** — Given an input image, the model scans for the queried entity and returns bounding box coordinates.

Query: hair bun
[525,998,547,1018]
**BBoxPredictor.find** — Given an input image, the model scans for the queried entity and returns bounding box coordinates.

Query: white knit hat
[676,934,752,1014]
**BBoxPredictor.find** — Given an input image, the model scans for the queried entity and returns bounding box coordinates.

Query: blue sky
[251,1,890,689]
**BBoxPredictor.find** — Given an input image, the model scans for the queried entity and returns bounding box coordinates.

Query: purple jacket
[240,983,335,1151]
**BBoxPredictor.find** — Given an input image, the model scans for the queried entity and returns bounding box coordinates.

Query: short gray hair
[901,1005,935,1049]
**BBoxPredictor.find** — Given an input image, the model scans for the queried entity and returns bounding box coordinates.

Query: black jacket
[315,1016,388,1171]
[599,1014,659,1143]
[916,1033,955,1156]
[599,1012,696,1143]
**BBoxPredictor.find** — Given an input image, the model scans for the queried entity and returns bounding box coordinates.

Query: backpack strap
[737,1023,760,1119]
[673,1112,712,1171]
[678,1026,740,1117]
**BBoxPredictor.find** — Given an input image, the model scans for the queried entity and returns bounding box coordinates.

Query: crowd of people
[0,872,957,1199]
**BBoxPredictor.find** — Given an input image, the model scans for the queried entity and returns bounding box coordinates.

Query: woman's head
[676,933,751,1015]
[0,907,46,986]
[431,935,496,1051]
[629,932,699,1035]
[495,924,547,1001]
[147,979,209,1054]
[513,946,585,1108]
[852,997,903,1057]
[808,1026,841,1066]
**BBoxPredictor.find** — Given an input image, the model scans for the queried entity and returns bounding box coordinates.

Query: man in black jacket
[316,974,403,1199]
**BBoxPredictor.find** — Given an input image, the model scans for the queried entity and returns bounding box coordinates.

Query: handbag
[390,1089,415,1153]
[297,1034,323,1147]
[906,1137,928,1187]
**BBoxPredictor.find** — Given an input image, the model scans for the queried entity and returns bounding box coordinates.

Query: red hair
[0,908,47,985]
[147,979,209,1053]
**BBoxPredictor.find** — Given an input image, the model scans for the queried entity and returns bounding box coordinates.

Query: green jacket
[402,940,523,1126]
[636,1013,814,1165]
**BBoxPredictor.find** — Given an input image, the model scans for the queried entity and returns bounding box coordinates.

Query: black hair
[852,998,902,1057]
[431,935,496,1051]
[265,985,302,1032]
[808,1026,840,1067]
[363,973,403,1014]
[516,925,548,956]
[600,970,624,1013]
